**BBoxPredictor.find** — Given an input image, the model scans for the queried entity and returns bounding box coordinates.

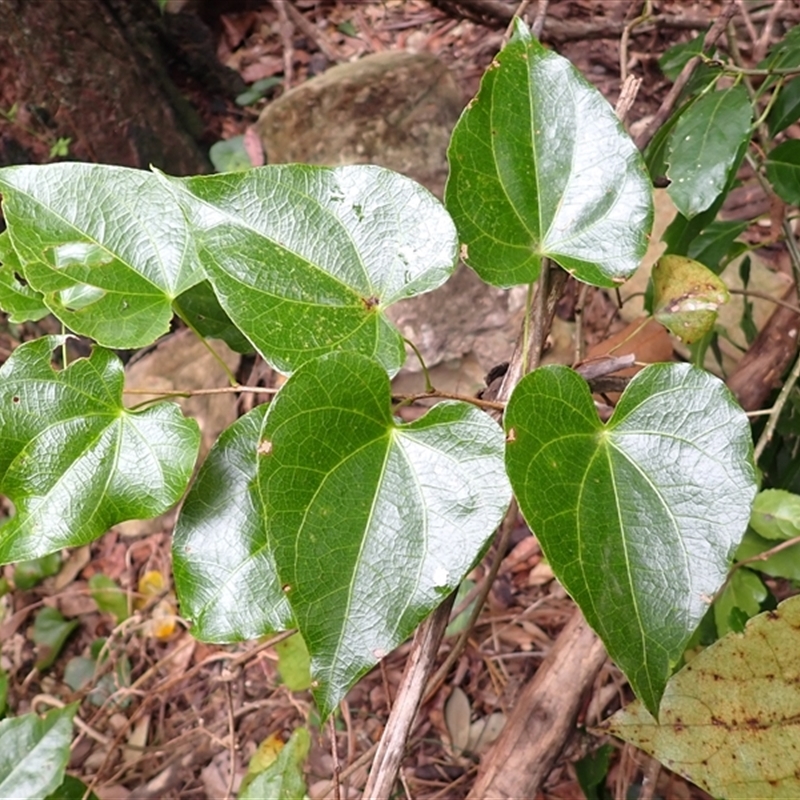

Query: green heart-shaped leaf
[505,363,757,715]
[0,337,200,562]
[160,164,458,375]
[445,20,653,288]
[175,352,511,717]
[0,164,203,348]
[652,254,730,343]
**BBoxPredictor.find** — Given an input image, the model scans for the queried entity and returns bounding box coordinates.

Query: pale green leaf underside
[0,337,200,562]
[160,164,459,375]
[608,596,800,799]
[445,22,653,288]
[505,363,756,715]
[0,163,202,348]
[174,352,511,718]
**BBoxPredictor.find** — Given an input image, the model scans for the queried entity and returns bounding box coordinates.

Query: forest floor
[1,1,798,799]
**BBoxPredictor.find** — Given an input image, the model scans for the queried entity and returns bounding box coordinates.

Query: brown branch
[466,612,607,799]
[634,0,739,151]
[430,0,790,42]
[362,593,456,799]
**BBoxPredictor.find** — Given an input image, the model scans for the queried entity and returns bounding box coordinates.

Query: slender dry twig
[225,683,237,800]
[330,716,342,800]
[502,0,530,44]
[728,287,800,316]
[531,0,549,39]
[362,593,456,799]
[754,349,800,461]
[272,0,294,90]
[619,1,652,82]
[754,0,785,62]
[634,0,738,151]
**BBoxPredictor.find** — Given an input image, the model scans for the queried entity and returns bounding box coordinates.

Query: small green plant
[2,14,800,799]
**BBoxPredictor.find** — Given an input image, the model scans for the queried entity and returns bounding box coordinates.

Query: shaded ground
[1,2,799,798]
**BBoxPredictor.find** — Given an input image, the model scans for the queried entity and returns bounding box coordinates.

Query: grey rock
[256,50,463,198]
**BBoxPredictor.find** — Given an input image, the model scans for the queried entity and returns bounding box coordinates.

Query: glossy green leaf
[766,139,800,205]
[652,254,729,343]
[269,354,509,716]
[160,164,457,375]
[239,727,310,800]
[445,20,652,288]
[713,568,766,636]
[32,608,79,670]
[173,280,254,353]
[0,231,49,323]
[750,489,800,540]
[45,775,100,800]
[767,78,800,136]
[173,404,293,641]
[0,163,203,348]
[89,574,129,623]
[0,336,200,563]
[574,743,613,800]
[0,704,77,800]
[758,26,800,91]
[0,665,7,718]
[176,353,510,716]
[209,136,251,173]
[736,529,800,581]
[236,77,282,107]
[276,633,312,692]
[663,139,747,256]
[667,86,752,218]
[606,595,800,799]
[659,36,705,82]
[505,363,757,715]
[687,220,748,274]
[14,552,62,590]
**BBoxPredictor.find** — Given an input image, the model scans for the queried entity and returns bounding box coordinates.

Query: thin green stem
[404,337,434,393]
[125,383,278,411]
[728,287,800,316]
[175,307,239,387]
[393,389,504,413]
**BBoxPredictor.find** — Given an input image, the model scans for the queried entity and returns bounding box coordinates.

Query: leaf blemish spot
[373,648,386,659]
[257,439,273,456]
[506,428,517,444]
[11,396,19,403]
[282,584,291,593]
[361,296,380,311]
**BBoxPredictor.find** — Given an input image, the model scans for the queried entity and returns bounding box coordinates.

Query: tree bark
[0,0,216,175]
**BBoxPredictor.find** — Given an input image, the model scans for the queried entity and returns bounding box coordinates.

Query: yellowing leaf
[652,255,729,343]
[247,732,285,775]
[135,570,167,610]
[144,597,177,640]
[606,595,800,799]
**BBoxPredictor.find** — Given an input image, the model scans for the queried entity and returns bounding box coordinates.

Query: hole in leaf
[11,396,19,403]
[47,241,113,269]
[58,284,106,311]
